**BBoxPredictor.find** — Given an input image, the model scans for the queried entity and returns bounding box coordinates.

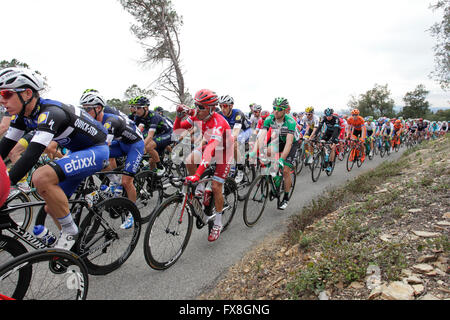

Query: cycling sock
[214,211,223,227]
[57,213,79,235]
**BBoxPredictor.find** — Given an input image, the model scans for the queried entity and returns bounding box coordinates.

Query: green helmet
[129,96,149,106]
[83,88,98,94]
[273,97,289,108]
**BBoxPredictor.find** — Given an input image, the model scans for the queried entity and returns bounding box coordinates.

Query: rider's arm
[280,133,294,160]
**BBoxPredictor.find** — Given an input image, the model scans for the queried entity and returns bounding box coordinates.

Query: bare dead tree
[119,0,193,105]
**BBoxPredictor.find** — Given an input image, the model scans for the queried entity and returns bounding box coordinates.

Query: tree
[107,84,155,114]
[429,0,450,91]
[402,84,431,119]
[347,84,395,118]
[119,0,192,105]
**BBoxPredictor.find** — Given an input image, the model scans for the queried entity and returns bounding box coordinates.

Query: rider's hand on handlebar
[185,174,200,184]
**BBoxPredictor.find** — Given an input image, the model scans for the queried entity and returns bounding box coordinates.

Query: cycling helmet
[261,110,270,119]
[292,112,298,117]
[79,91,106,107]
[129,96,150,106]
[253,104,262,112]
[82,88,98,94]
[195,89,219,107]
[218,95,234,105]
[324,108,334,116]
[154,106,164,112]
[395,119,401,124]
[351,109,360,115]
[0,67,45,92]
[368,116,374,122]
[273,97,289,108]
[305,106,314,113]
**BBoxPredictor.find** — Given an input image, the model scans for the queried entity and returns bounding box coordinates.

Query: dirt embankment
[198,136,449,300]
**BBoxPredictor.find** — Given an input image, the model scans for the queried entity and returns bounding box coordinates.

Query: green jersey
[263,114,300,143]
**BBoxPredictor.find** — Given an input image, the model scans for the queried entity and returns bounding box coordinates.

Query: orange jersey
[347,116,365,130]
[394,123,403,131]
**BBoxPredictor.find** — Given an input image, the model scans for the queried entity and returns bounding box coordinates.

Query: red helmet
[194,89,219,107]
[261,110,270,119]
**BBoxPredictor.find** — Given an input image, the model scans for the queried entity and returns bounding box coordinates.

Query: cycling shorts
[193,144,233,184]
[49,143,110,197]
[276,140,299,168]
[109,140,145,176]
[154,132,172,154]
[353,129,362,138]
[237,128,252,144]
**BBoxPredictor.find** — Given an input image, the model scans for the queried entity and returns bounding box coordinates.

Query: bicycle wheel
[0,248,88,300]
[75,197,141,275]
[346,147,356,172]
[143,194,193,270]
[243,175,269,227]
[311,152,323,182]
[5,190,33,233]
[237,163,256,201]
[214,178,238,231]
[295,145,305,175]
[325,158,336,176]
[134,170,164,224]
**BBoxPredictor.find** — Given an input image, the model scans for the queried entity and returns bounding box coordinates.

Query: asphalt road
[86,148,406,300]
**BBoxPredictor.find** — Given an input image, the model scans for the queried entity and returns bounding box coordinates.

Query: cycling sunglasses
[273,106,286,112]
[0,89,26,100]
[195,104,208,110]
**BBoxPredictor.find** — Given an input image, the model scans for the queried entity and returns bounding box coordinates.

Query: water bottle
[33,225,56,246]
[203,187,212,208]
[100,184,111,197]
[114,185,123,197]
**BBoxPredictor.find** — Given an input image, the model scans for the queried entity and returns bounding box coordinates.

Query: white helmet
[0,67,45,92]
[218,95,234,105]
[79,91,106,107]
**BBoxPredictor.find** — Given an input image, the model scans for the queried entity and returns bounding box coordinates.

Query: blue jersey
[218,109,250,131]
[102,113,143,144]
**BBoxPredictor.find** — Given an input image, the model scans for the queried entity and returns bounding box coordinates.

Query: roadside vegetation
[199,135,449,300]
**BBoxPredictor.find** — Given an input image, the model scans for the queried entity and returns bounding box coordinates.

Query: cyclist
[392,119,404,147]
[365,116,376,157]
[251,97,299,210]
[346,109,367,162]
[174,89,234,242]
[80,90,145,229]
[310,108,341,172]
[300,106,320,165]
[131,96,172,176]
[0,67,109,250]
[218,95,251,182]
[380,118,394,150]
[417,118,427,140]
[248,104,262,130]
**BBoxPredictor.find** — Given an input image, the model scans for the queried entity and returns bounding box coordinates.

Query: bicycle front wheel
[5,190,33,233]
[311,152,323,182]
[143,194,193,270]
[0,248,89,300]
[243,175,269,227]
[346,147,356,172]
[76,197,141,275]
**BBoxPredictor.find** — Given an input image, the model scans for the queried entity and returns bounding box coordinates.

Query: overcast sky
[1,0,448,114]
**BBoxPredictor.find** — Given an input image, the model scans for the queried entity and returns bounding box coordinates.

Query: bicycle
[346,138,365,172]
[311,140,337,182]
[242,155,297,227]
[142,166,238,270]
[0,248,89,300]
[2,175,142,276]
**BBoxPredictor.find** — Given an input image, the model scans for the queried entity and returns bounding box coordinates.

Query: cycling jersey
[316,115,341,142]
[300,114,320,130]
[366,121,376,135]
[174,112,234,183]
[218,109,251,131]
[103,113,145,175]
[263,114,300,143]
[0,98,109,186]
[381,122,394,135]
[103,113,143,145]
[133,111,172,138]
[347,116,366,131]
